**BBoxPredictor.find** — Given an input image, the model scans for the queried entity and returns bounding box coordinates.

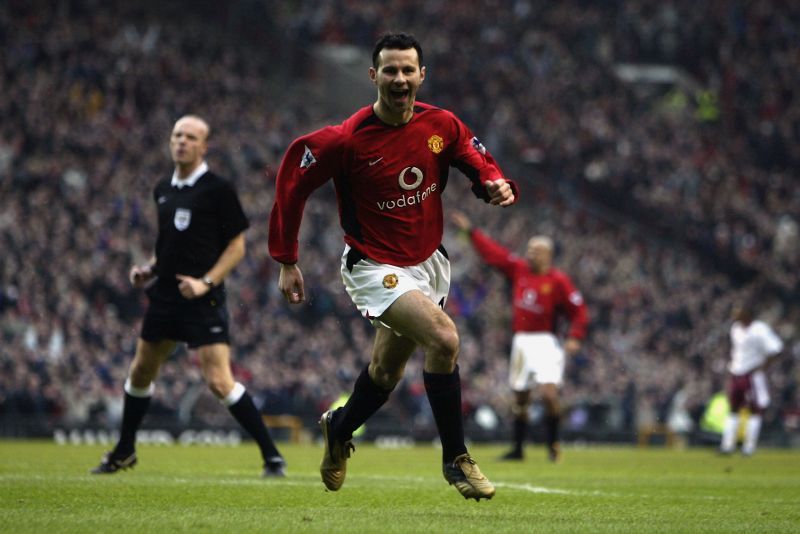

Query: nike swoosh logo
[368,157,384,166]
[157,196,167,204]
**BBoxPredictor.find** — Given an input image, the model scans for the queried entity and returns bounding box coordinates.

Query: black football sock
[424,365,468,464]
[333,364,391,441]
[114,380,153,456]
[225,384,282,462]
[544,414,560,448]
[512,418,528,453]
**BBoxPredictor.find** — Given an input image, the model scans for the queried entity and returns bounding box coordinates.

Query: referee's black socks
[114,379,153,456]
[224,383,282,463]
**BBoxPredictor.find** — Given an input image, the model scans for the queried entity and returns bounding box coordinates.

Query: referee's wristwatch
[202,276,215,288]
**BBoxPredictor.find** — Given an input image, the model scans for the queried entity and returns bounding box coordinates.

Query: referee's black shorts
[141,293,230,348]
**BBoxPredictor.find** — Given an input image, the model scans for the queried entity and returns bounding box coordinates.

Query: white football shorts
[340,245,450,330]
[508,332,565,391]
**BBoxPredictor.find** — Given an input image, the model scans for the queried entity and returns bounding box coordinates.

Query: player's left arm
[177,232,246,299]
[760,323,785,369]
[449,116,518,206]
[559,272,588,355]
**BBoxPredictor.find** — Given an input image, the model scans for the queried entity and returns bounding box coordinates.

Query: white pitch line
[354,475,612,497]
[493,481,608,496]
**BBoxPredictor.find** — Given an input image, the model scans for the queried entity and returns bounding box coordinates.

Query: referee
[92,115,286,477]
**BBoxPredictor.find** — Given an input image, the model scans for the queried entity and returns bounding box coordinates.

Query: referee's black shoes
[91,450,137,474]
[262,457,287,478]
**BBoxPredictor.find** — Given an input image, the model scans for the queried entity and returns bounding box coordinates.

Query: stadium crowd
[1,0,798,445]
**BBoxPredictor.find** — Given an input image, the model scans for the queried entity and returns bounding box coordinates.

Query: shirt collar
[171,161,208,189]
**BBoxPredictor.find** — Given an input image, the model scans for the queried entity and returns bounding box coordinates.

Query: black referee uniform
[141,169,248,347]
[91,117,285,477]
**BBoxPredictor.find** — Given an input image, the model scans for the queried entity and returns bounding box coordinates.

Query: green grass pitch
[1,440,798,533]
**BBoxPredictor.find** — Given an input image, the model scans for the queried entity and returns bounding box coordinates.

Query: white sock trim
[222,382,246,407]
[720,414,739,452]
[743,415,762,454]
[124,378,154,398]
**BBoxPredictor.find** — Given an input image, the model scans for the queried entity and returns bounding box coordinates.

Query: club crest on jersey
[541,283,552,295]
[427,134,444,154]
[382,274,399,289]
[471,136,486,155]
[300,145,317,169]
[174,208,191,231]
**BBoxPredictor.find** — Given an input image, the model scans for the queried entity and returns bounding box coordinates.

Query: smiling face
[370,47,425,125]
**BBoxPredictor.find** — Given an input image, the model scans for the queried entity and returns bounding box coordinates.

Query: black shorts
[141,294,230,348]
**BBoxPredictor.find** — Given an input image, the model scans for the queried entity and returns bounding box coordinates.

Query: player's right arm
[269,126,343,264]
[269,126,343,303]
[278,263,305,304]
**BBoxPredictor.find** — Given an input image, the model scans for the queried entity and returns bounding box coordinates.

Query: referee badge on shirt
[174,208,192,231]
[382,274,399,289]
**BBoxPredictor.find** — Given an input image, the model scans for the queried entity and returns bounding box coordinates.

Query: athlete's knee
[129,340,172,386]
[511,401,529,421]
[128,359,159,386]
[542,395,560,416]
[205,373,234,399]
[544,400,560,417]
[427,323,459,361]
[369,361,403,390]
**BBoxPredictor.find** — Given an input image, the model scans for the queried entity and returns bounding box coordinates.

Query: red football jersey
[269,102,517,266]
[469,229,588,338]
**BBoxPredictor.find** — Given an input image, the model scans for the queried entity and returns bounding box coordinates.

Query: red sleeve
[469,229,520,279]
[449,116,519,203]
[268,126,343,264]
[556,271,588,340]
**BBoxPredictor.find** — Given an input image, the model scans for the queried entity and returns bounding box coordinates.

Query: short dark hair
[372,32,423,68]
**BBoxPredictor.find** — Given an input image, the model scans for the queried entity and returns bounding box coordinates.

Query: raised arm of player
[462,222,521,280]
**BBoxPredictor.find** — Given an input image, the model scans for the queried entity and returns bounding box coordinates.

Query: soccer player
[719,300,783,456]
[268,33,517,500]
[92,115,286,477]
[451,211,588,462]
